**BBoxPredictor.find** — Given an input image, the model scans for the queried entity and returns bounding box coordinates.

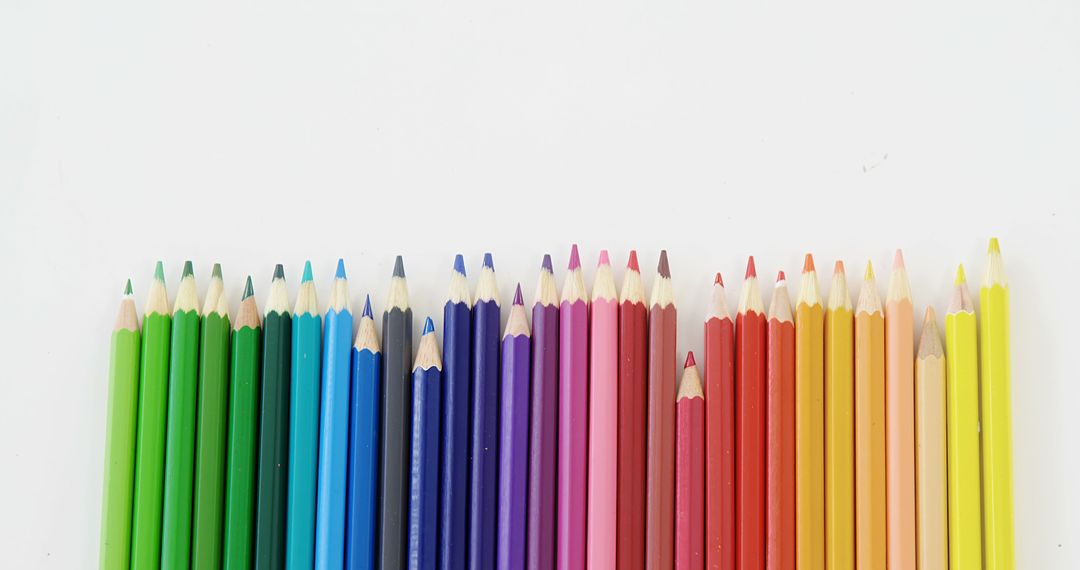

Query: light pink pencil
[588,250,619,568]
[559,244,590,570]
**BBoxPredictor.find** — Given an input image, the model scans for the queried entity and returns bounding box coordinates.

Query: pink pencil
[588,250,619,568]
[559,244,589,570]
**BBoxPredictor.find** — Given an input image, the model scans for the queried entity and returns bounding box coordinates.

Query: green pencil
[191,265,231,569]
[100,280,141,569]
[161,261,202,568]
[130,262,172,569]
[223,277,262,569]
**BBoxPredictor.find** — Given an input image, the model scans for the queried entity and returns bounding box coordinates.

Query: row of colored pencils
[101,241,1013,569]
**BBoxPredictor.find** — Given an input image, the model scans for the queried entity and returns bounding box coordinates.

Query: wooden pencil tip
[834,259,845,274]
[242,276,254,299]
[483,252,494,270]
[863,260,874,281]
[273,263,285,280]
[803,253,815,273]
[988,237,1001,254]
[955,263,967,285]
[893,249,906,270]
[335,258,347,279]
[923,305,937,325]
[154,260,165,281]
[302,260,313,283]
[714,272,724,286]
[454,254,467,276]
[124,279,133,296]
[684,351,696,368]
[211,263,222,279]
[568,244,581,270]
[627,250,640,272]
[745,256,757,279]
[541,254,554,273]
[598,249,611,267]
[182,260,194,278]
[776,270,786,283]
[658,250,671,278]
[422,316,435,335]
[513,284,524,305]
[362,294,373,318]
[393,255,406,278]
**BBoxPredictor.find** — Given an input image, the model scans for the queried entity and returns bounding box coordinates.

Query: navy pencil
[441,255,472,570]
[469,253,501,570]
[409,318,443,570]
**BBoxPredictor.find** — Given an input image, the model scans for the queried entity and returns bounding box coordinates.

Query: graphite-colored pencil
[287,261,322,569]
[588,250,619,569]
[380,255,414,570]
[559,244,589,570]
[470,253,501,570]
[646,250,677,570]
[794,255,824,570]
[498,286,532,570]
[705,272,734,570]
[192,265,231,569]
[617,251,647,570]
[945,265,983,569]
[255,264,293,570]
[735,257,766,570]
[315,260,353,568]
[440,254,472,570]
[915,307,947,570]
[981,238,1014,569]
[885,250,915,570]
[346,295,382,569]
[409,318,443,570]
[161,261,202,569]
[825,261,854,570]
[675,353,705,570]
[855,261,885,570]
[527,254,559,570]
[766,271,795,570]
[100,280,141,570]
[222,278,262,570]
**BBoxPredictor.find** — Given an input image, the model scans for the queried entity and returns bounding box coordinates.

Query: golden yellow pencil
[825,260,854,570]
[915,307,947,570]
[796,254,824,569]
[854,261,885,570]
[981,238,1014,569]
[945,265,983,569]
[885,251,915,570]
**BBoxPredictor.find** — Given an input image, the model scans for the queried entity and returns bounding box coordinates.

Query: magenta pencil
[559,244,589,570]
[588,250,619,568]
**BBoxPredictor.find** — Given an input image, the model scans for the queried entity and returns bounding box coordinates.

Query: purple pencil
[527,255,559,570]
[497,285,532,570]
[559,244,589,570]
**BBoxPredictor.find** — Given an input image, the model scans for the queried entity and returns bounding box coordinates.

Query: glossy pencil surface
[885,251,915,570]
[470,254,501,570]
[617,252,648,570]
[558,245,589,570]
[288,262,322,570]
[588,251,619,570]
[854,262,885,570]
[440,255,472,570]
[380,256,414,570]
[498,288,532,570]
[794,256,824,570]
[766,272,795,570]
[825,262,855,570]
[646,251,677,570]
[527,255,559,570]
[346,297,382,569]
[409,319,443,570]
[704,273,734,570]
[675,354,705,570]
[735,257,766,570]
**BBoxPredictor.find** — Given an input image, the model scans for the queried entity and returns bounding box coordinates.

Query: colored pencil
[192,265,231,569]
[255,264,293,570]
[945,265,983,569]
[315,260,353,568]
[287,261,322,569]
[559,244,589,570]
[223,278,262,569]
[704,272,734,570]
[161,261,202,569]
[675,353,705,570]
[825,261,854,570]
[588,250,619,569]
[440,254,472,570]
[470,253,501,570]
[409,318,443,570]
[981,238,1014,569]
[646,250,677,570]
[794,255,824,570]
[131,262,171,569]
[885,251,915,570]
[100,280,140,569]
[766,271,795,570]
[617,251,648,570]
[735,256,766,570]
[498,286,532,570]
[915,307,947,570]
[380,255,414,570]
[527,254,559,570]
[854,261,885,570]
[346,295,382,569]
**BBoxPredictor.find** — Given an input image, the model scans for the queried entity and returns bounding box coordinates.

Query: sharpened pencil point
[777,270,786,283]
[627,250,640,272]
[598,249,611,266]
[362,294,373,318]
[154,261,165,281]
[803,254,816,273]
[483,252,494,270]
[393,255,406,278]
[182,260,194,278]
[124,279,133,295]
[834,260,846,274]
[243,276,254,299]
[745,256,757,279]
[684,351,696,368]
[211,263,222,279]
[568,244,582,270]
[513,284,524,305]
[335,258,347,279]
[893,249,906,270]
[454,254,467,276]
[988,237,1001,254]
[302,261,313,282]
[714,272,724,286]
[923,305,937,326]
[422,316,435,335]
[863,260,875,281]
[542,254,554,273]
[658,250,671,278]
[273,264,285,280]
[955,264,967,285]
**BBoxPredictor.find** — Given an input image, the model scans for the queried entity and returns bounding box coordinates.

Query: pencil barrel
[191,313,231,569]
[101,328,141,570]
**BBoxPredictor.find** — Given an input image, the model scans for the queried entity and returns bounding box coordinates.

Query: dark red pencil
[705,273,735,570]
[646,250,677,570]
[736,256,767,569]
[766,272,796,570]
[617,251,648,570]
[676,353,705,570]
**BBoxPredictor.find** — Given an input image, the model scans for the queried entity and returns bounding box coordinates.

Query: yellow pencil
[855,261,885,570]
[945,265,983,569]
[825,260,854,570]
[885,251,915,570]
[796,254,824,569]
[915,307,947,570]
[981,238,1013,569]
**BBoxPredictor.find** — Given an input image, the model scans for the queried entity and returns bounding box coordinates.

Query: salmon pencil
[885,251,915,570]
[766,272,795,570]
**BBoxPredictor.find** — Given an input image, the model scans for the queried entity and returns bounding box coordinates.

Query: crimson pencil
[617,251,647,570]
[704,273,734,570]
[736,256,766,569]
[646,250,677,570]
[527,255,559,570]
[558,244,589,570]
[766,272,795,570]
[675,353,705,570]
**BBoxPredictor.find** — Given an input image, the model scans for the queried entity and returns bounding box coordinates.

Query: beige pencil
[915,307,947,570]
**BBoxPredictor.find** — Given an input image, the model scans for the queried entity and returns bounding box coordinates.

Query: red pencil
[736,256,767,569]
[766,272,796,570]
[617,251,648,570]
[704,273,735,570]
[676,353,705,570]
[646,250,677,569]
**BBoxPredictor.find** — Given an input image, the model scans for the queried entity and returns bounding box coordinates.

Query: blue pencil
[286,261,322,570]
[409,318,444,570]
[346,296,383,569]
[470,253,501,570]
[441,254,472,570]
[498,285,532,570]
[314,259,353,568]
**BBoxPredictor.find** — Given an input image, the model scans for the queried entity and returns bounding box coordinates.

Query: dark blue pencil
[470,253,501,570]
[441,254,472,570]
[409,318,444,570]
[345,296,382,569]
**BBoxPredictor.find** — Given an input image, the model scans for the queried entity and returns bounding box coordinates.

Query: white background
[2,0,1078,567]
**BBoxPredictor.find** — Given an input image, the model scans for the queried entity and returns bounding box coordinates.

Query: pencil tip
[598,249,611,266]
[182,260,194,278]
[834,260,846,274]
[955,264,967,285]
[513,284,524,305]
[541,254,554,273]
[453,254,467,276]
[422,316,435,335]
[335,258,347,279]
[568,244,581,270]
[627,250,640,272]
[923,305,936,324]
[988,237,1001,254]
[393,255,405,278]
[803,253,815,273]
[302,260,313,282]
[863,260,875,281]
[777,270,786,283]
[658,250,671,278]
[243,276,254,299]
[714,272,724,286]
[273,264,285,280]
[684,351,696,368]
[362,294,373,318]
[211,263,222,279]
[124,279,133,295]
[154,261,165,281]
[745,256,757,279]
[893,249,905,270]
[483,252,494,270]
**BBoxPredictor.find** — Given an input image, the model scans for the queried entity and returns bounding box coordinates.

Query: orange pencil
[885,251,915,570]
[765,272,795,570]
[855,262,885,570]
[794,255,824,570]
